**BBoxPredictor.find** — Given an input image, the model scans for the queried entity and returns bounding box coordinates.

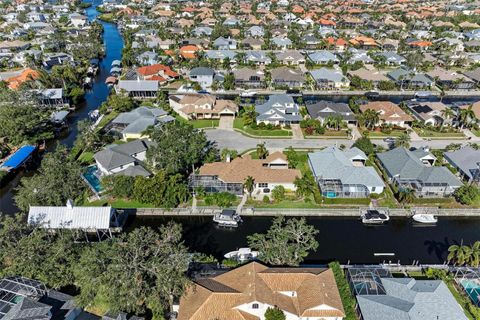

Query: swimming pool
[460,279,480,306]
[83,165,103,193]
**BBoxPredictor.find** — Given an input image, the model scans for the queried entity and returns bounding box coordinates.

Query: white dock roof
[28,202,113,230]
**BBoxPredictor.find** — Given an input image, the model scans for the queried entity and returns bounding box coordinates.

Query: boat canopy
[0,145,36,170]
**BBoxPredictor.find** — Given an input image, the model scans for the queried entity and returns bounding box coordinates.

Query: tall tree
[294,172,316,199]
[147,121,218,175]
[15,145,86,211]
[265,307,286,320]
[256,142,269,159]
[395,132,411,148]
[247,216,319,266]
[244,176,255,197]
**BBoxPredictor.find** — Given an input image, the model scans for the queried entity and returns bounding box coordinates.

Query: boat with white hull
[412,214,438,224]
[361,209,390,224]
[213,209,242,227]
[224,248,259,262]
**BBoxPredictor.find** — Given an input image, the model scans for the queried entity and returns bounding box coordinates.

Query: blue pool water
[460,280,480,306]
[83,165,103,193]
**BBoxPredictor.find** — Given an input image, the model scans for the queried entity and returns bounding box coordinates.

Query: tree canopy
[147,121,218,175]
[15,145,86,211]
[0,89,53,146]
[247,216,319,266]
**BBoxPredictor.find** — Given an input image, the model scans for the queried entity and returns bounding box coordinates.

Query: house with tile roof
[270,67,305,88]
[189,152,300,196]
[169,94,238,120]
[175,261,345,320]
[136,64,179,83]
[360,101,413,128]
[310,68,350,90]
[377,147,463,197]
[233,67,265,88]
[308,147,385,198]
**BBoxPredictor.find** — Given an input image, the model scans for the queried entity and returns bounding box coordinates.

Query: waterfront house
[111,106,174,140]
[309,68,350,90]
[233,67,265,88]
[255,94,302,126]
[306,101,357,125]
[387,68,433,89]
[270,66,305,88]
[116,80,159,97]
[444,146,480,185]
[31,88,69,108]
[136,64,179,83]
[189,152,300,196]
[94,140,152,177]
[377,147,463,197]
[349,267,468,320]
[169,94,238,120]
[347,68,389,89]
[175,261,345,320]
[0,276,91,320]
[360,101,413,128]
[427,67,476,90]
[308,147,385,198]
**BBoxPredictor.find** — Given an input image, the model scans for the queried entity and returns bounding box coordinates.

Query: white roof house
[28,200,114,230]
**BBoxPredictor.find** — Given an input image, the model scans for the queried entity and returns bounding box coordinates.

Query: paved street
[206,129,478,152]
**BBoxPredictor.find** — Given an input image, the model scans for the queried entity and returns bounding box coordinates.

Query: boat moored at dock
[213,209,242,227]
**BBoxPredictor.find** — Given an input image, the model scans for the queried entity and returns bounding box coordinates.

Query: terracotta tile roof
[6,68,39,89]
[180,45,199,59]
[137,64,179,78]
[360,101,413,123]
[409,40,432,47]
[198,152,300,184]
[177,262,345,320]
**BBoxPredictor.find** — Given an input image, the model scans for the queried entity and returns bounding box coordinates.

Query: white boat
[213,209,242,227]
[361,209,390,224]
[412,214,437,224]
[224,248,259,262]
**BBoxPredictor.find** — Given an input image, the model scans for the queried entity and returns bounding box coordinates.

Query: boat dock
[133,207,480,217]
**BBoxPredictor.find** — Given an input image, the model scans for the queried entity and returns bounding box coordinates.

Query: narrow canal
[126,215,480,265]
[0,0,124,214]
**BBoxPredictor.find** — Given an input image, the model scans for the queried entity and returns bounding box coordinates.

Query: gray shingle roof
[255,94,301,123]
[94,140,151,171]
[357,278,468,320]
[306,101,356,122]
[444,146,480,180]
[377,147,462,187]
[308,147,385,188]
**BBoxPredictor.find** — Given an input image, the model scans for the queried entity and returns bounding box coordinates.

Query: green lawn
[190,119,219,129]
[363,129,406,137]
[86,198,154,208]
[472,129,480,137]
[413,127,464,138]
[234,118,292,137]
[304,130,349,138]
[96,111,118,130]
[78,151,94,164]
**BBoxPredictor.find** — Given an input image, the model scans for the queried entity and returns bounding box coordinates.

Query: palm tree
[243,105,258,127]
[440,108,455,126]
[468,241,480,267]
[448,242,472,266]
[362,109,380,130]
[256,142,269,159]
[294,172,316,199]
[244,176,255,197]
[459,105,476,129]
[395,132,411,148]
[398,188,415,203]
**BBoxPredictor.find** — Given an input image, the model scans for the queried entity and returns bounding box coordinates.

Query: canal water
[0,0,124,214]
[126,215,480,265]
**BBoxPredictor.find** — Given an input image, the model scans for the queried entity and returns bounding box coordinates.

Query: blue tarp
[1,145,36,170]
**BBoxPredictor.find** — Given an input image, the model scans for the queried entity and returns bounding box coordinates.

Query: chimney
[66,199,74,209]
[226,153,231,163]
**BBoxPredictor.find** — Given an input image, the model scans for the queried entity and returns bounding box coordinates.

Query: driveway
[218,115,234,130]
[206,129,474,153]
[290,124,304,139]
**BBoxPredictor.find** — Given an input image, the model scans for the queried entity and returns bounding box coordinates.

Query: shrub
[454,185,480,205]
[263,195,270,204]
[272,185,286,202]
[204,192,237,207]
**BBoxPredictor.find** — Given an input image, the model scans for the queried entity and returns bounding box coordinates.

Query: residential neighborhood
[0,0,480,319]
